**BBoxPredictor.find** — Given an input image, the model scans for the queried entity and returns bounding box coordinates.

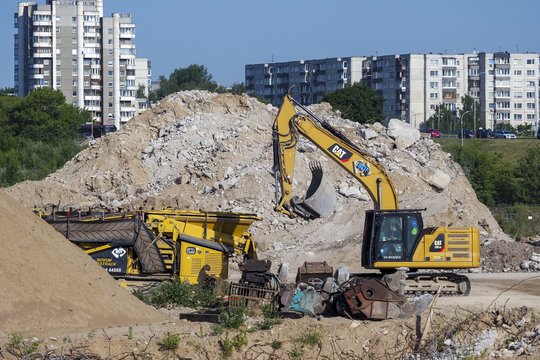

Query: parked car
[494,130,517,139]
[458,130,475,139]
[475,129,491,138]
[426,129,442,138]
[537,128,540,139]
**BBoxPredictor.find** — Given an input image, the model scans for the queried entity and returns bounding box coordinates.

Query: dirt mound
[6,91,510,270]
[0,190,163,337]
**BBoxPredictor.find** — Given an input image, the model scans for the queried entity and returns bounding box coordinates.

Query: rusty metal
[296,261,333,283]
[340,277,408,320]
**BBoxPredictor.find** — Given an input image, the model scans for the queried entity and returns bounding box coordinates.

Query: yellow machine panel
[179,241,227,284]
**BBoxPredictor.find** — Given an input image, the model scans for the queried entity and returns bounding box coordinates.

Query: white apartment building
[246,52,540,131]
[14,0,150,129]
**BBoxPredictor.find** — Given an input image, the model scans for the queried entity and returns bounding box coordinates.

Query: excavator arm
[273,94,398,218]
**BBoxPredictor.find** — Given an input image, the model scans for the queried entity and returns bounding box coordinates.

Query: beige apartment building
[246,52,540,131]
[14,0,150,129]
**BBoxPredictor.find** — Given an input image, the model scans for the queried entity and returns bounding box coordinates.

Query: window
[527,70,535,76]
[514,114,523,120]
[527,81,535,87]
[72,38,76,44]
[430,59,439,66]
[109,92,113,96]
[527,59,535,65]
[430,71,438,77]
[527,114,535,120]
[526,92,535,98]
[514,70,522,76]
[108,60,113,66]
[514,59,523,65]
[514,103,522,109]
[72,80,77,86]
[430,93,439,99]
[515,92,523,99]
[108,70,113,76]
[72,16,76,23]
[43,59,49,65]
[527,103,536,109]
[108,82,113,87]
[429,82,439,89]
[430,104,436,110]
[108,49,113,56]
[514,81,523,88]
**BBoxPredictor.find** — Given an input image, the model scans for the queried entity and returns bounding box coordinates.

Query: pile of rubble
[5,91,515,270]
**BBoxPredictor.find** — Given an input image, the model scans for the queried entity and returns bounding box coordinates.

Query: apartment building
[245,57,365,107]
[246,52,540,131]
[14,0,150,129]
[477,52,540,131]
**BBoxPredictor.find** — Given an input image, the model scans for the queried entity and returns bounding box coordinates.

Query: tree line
[0,87,90,186]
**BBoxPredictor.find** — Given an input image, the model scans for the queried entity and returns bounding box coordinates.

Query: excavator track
[405,272,471,296]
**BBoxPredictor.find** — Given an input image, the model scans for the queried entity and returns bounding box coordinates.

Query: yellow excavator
[273,95,480,319]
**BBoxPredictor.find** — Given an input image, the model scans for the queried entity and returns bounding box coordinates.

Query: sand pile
[6,91,510,270]
[0,191,163,337]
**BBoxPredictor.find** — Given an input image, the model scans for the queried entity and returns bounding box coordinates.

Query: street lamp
[459,110,471,147]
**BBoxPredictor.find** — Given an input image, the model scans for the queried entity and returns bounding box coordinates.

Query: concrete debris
[386,118,421,149]
[428,169,451,190]
[5,90,513,270]
[357,128,378,140]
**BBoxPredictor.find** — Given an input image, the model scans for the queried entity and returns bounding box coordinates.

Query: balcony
[33,42,52,48]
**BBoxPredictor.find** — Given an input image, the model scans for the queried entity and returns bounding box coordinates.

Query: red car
[427,129,442,138]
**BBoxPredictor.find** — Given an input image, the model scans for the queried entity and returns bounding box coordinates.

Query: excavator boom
[273,95,398,218]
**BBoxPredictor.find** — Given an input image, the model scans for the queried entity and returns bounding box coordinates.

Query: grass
[135,279,217,309]
[158,332,181,351]
[434,137,539,163]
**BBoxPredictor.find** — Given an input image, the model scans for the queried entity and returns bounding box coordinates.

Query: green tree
[227,82,246,95]
[136,84,146,99]
[0,87,16,96]
[515,145,540,204]
[322,83,383,124]
[446,143,518,206]
[459,95,480,130]
[157,64,219,100]
[0,88,90,187]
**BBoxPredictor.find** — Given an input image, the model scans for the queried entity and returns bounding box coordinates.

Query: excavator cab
[362,209,424,269]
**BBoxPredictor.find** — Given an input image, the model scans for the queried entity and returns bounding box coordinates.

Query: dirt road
[438,272,540,311]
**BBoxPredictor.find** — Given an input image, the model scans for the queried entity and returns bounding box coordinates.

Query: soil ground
[1,273,539,359]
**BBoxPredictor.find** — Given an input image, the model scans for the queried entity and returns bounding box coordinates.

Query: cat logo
[327,143,352,162]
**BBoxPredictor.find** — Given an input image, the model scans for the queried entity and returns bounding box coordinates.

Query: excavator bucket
[291,162,337,219]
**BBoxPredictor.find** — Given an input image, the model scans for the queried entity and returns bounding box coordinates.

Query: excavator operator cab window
[378,217,404,260]
[374,212,422,262]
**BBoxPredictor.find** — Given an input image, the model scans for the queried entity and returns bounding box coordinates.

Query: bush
[136,279,217,309]
[220,331,248,358]
[158,332,180,351]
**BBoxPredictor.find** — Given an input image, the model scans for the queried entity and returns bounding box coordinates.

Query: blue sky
[2,0,540,88]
